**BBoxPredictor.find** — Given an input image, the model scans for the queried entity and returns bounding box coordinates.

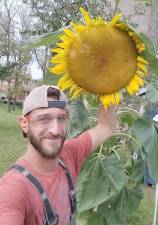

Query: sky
[30,63,43,80]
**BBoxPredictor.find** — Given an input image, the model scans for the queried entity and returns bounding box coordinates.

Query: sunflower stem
[117,107,142,116]
[113,132,141,147]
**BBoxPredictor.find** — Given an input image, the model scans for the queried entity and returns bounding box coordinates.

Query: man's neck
[23,144,59,175]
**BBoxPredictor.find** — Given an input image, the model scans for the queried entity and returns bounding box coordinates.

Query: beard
[27,129,67,159]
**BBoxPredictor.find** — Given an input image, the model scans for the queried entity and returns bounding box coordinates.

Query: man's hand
[88,105,118,152]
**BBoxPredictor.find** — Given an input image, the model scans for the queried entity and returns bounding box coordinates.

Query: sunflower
[50,8,149,107]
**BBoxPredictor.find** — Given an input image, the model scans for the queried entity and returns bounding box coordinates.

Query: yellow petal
[96,16,106,25]
[49,67,62,76]
[64,29,76,39]
[58,74,69,88]
[106,95,111,107]
[128,31,135,37]
[137,56,148,65]
[51,63,66,75]
[134,75,144,86]
[70,87,84,99]
[130,79,139,93]
[114,92,121,105]
[51,54,66,64]
[60,34,70,42]
[61,79,74,91]
[70,22,86,33]
[109,94,115,104]
[100,95,109,108]
[51,48,63,53]
[136,70,146,78]
[126,85,134,96]
[137,62,148,74]
[115,23,126,30]
[110,13,122,26]
[70,84,77,95]
[80,7,92,25]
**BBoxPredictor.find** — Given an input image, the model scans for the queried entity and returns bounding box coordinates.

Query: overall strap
[9,164,59,225]
[59,160,76,215]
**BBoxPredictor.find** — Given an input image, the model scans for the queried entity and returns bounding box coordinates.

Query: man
[0,85,117,225]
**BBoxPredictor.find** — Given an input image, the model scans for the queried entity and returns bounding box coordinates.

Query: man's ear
[19,116,29,134]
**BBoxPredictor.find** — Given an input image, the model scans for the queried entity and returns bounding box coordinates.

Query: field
[0,103,26,175]
[0,102,156,224]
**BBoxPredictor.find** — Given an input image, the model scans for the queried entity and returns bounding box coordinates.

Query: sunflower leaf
[139,32,158,74]
[146,83,158,104]
[77,153,126,212]
[24,26,70,49]
[132,117,158,182]
[139,32,156,56]
[97,186,143,225]
[81,211,108,225]
[69,100,88,138]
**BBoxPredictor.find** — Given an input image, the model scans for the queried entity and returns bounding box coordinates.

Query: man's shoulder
[0,167,29,191]
[63,132,91,148]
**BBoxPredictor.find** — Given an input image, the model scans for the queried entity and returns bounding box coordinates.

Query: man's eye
[38,117,49,123]
[58,117,67,123]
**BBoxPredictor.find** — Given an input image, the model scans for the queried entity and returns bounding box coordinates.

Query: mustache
[42,134,63,139]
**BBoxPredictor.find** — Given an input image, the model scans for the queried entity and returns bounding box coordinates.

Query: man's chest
[24,168,71,225]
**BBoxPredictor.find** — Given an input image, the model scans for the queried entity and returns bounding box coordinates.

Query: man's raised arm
[87,105,117,152]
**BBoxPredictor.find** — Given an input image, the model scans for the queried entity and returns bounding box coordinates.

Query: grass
[128,186,155,225]
[0,103,26,175]
[0,102,156,224]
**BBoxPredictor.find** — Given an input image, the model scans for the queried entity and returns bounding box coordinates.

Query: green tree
[0,0,32,112]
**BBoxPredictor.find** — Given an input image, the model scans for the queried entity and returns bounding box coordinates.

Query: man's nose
[47,119,61,136]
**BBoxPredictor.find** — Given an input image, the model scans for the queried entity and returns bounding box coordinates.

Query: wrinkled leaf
[132,117,158,182]
[146,83,158,104]
[85,94,99,108]
[119,112,136,127]
[69,100,88,138]
[78,210,108,225]
[130,159,144,185]
[77,154,126,212]
[139,32,158,74]
[139,32,156,56]
[79,210,108,225]
[98,186,143,225]
[131,117,155,154]
[24,26,70,48]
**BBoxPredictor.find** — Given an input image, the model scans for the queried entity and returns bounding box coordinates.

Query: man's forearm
[87,106,117,151]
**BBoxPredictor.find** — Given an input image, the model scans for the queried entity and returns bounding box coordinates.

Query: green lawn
[0,102,156,224]
[0,103,26,175]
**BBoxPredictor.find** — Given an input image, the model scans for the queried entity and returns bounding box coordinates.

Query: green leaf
[132,117,158,182]
[86,211,108,225]
[69,100,89,138]
[77,154,126,212]
[43,68,60,85]
[146,83,158,104]
[98,186,143,225]
[24,26,70,48]
[130,159,144,185]
[139,32,156,56]
[119,112,136,127]
[147,137,158,182]
[85,94,99,108]
[139,32,158,74]
[131,117,155,154]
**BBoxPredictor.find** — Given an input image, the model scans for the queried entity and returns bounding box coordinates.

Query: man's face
[26,107,68,159]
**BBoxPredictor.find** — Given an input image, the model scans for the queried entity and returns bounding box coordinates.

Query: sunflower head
[50,8,149,107]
